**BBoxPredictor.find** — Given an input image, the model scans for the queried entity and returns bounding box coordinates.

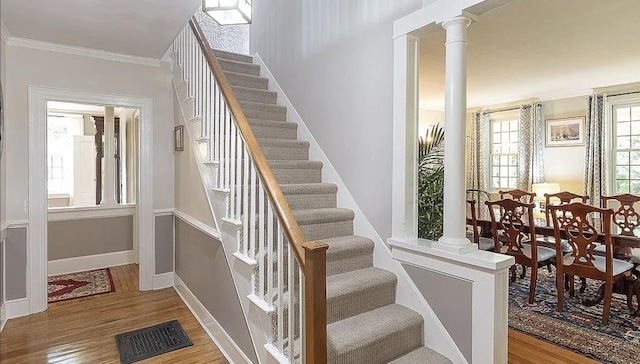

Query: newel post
[303,241,329,364]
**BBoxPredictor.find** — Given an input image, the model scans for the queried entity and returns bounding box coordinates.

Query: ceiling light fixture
[202,0,252,25]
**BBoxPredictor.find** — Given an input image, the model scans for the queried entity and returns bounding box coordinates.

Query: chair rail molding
[28,86,154,315]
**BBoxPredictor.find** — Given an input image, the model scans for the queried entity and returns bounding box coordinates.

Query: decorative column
[434,14,477,253]
[101,106,118,206]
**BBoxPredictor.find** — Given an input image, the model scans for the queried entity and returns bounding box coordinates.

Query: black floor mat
[115,320,193,364]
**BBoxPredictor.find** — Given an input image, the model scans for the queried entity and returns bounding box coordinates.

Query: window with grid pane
[490,119,519,189]
[614,104,640,194]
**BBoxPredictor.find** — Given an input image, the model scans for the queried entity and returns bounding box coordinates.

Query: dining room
[415,0,640,362]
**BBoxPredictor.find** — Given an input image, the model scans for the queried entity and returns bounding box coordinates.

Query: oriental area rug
[48,268,115,303]
[509,269,640,364]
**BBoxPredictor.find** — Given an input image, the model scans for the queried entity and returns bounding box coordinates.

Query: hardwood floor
[0,264,228,363]
[508,329,600,364]
[1,264,598,363]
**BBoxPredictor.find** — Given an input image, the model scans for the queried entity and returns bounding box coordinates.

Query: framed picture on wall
[546,117,585,147]
[174,125,184,151]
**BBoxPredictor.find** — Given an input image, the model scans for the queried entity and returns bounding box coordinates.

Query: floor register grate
[115,320,193,364]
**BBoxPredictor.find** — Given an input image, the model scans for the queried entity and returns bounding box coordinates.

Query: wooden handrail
[188,17,328,362]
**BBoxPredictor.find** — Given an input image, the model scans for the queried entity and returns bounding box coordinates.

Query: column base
[433,237,478,254]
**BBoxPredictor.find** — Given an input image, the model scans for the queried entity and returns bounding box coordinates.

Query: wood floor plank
[2,264,228,364]
[508,329,601,364]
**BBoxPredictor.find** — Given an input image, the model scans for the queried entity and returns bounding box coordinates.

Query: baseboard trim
[5,298,30,319]
[173,274,252,364]
[48,250,136,276]
[153,272,174,290]
[1,302,6,331]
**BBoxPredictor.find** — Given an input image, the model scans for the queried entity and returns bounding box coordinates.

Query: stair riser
[329,324,423,364]
[300,220,354,241]
[219,59,260,76]
[285,193,337,210]
[327,254,373,276]
[250,124,298,140]
[327,282,396,324]
[214,50,253,63]
[226,73,269,90]
[241,104,287,121]
[271,168,322,184]
[234,87,278,104]
[261,146,309,161]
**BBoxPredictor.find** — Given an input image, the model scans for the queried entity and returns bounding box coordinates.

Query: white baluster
[235,132,242,221]
[249,164,257,260]
[277,226,284,351]
[230,123,237,219]
[258,181,265,300]
[242,146,249,255]
[287,242,294,361]
[267,203,274,308]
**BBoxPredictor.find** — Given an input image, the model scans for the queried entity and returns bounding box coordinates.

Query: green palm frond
[417,124,445,240]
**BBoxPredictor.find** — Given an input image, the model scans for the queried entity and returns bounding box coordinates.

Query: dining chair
[466,199,495,251]
[499,188,537,203]
[599,194,640,266]
[485,199,556,303]
[539,191,590,292]
[549,202,635,324]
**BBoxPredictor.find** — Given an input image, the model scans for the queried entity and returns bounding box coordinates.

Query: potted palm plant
[418,124,445,240]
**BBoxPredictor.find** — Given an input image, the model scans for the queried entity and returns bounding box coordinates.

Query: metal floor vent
[115,320,193,364]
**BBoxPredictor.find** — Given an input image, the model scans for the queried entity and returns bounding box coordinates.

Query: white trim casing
[153,272,174,290]
[5,298,30,319]
[173,274,253,364]
[48,205,136,222]
[0,302,6,332]
[153,208,175,216]
[48,250,136,276]
[28,86,154,315]
[173,209,221,240]
[7,37,161,66]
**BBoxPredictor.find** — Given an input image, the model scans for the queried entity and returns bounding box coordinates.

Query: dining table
[469,213,640,315]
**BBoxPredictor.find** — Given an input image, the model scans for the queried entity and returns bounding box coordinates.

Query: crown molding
[6,37,161,66]
[0,20,10,44]
[537,88,593,102]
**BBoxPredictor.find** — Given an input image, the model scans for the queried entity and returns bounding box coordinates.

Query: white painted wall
[542,96,586,194]
[419,108,445,137]
[4,45,174,221]
[250,0,424,239]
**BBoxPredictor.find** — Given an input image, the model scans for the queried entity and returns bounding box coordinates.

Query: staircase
[211,48,452,364]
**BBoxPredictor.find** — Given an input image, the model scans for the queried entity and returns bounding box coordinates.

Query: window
[490,118,519,190]
[47,114,84,194]
[613,103,640,194]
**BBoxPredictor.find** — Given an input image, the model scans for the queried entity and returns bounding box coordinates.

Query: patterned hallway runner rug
[509,268,640,364]
[48,268,115,303]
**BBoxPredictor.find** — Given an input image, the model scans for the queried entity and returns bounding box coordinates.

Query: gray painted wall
[48,216,133,261]
[403,263,473,363]
[6,227,27,300]
[155,214,174,274]
[1,239,4,307]
[175,217,258,363]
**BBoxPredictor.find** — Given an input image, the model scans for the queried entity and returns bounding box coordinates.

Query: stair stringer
[254,53,467,364]
[171,52,275,364]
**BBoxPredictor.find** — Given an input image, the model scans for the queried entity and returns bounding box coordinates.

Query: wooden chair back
[600,194,640,236]
[499,188,536,203]
[466,199,480,244]
[485,199,536,260]
[544,191,589,226]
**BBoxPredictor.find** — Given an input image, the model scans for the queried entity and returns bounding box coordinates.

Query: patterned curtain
[468,112,490,217]
[518,102,545,192]
[584,94,607,206]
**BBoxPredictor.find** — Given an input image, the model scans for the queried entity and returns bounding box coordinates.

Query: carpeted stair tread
[327,267,397,324]
[280,183,338,210]
[224,71,269,90]
[248,119,298,140]
[328,304,423,364]
[213,49,253,63]
[257,138,309,149]
[258,139,309,161]
[239,101,287,121]
[322,235,375,276]
[386,347,452,364]
[268,160,323,184]
[218,57,261,76]
[232,86,278,104]
[292,208,354,225]
[280,183,338,195]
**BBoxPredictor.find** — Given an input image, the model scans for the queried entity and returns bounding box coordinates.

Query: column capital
[441,10,477,30]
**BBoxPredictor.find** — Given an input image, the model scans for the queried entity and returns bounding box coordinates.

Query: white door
[73,135,96,206]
